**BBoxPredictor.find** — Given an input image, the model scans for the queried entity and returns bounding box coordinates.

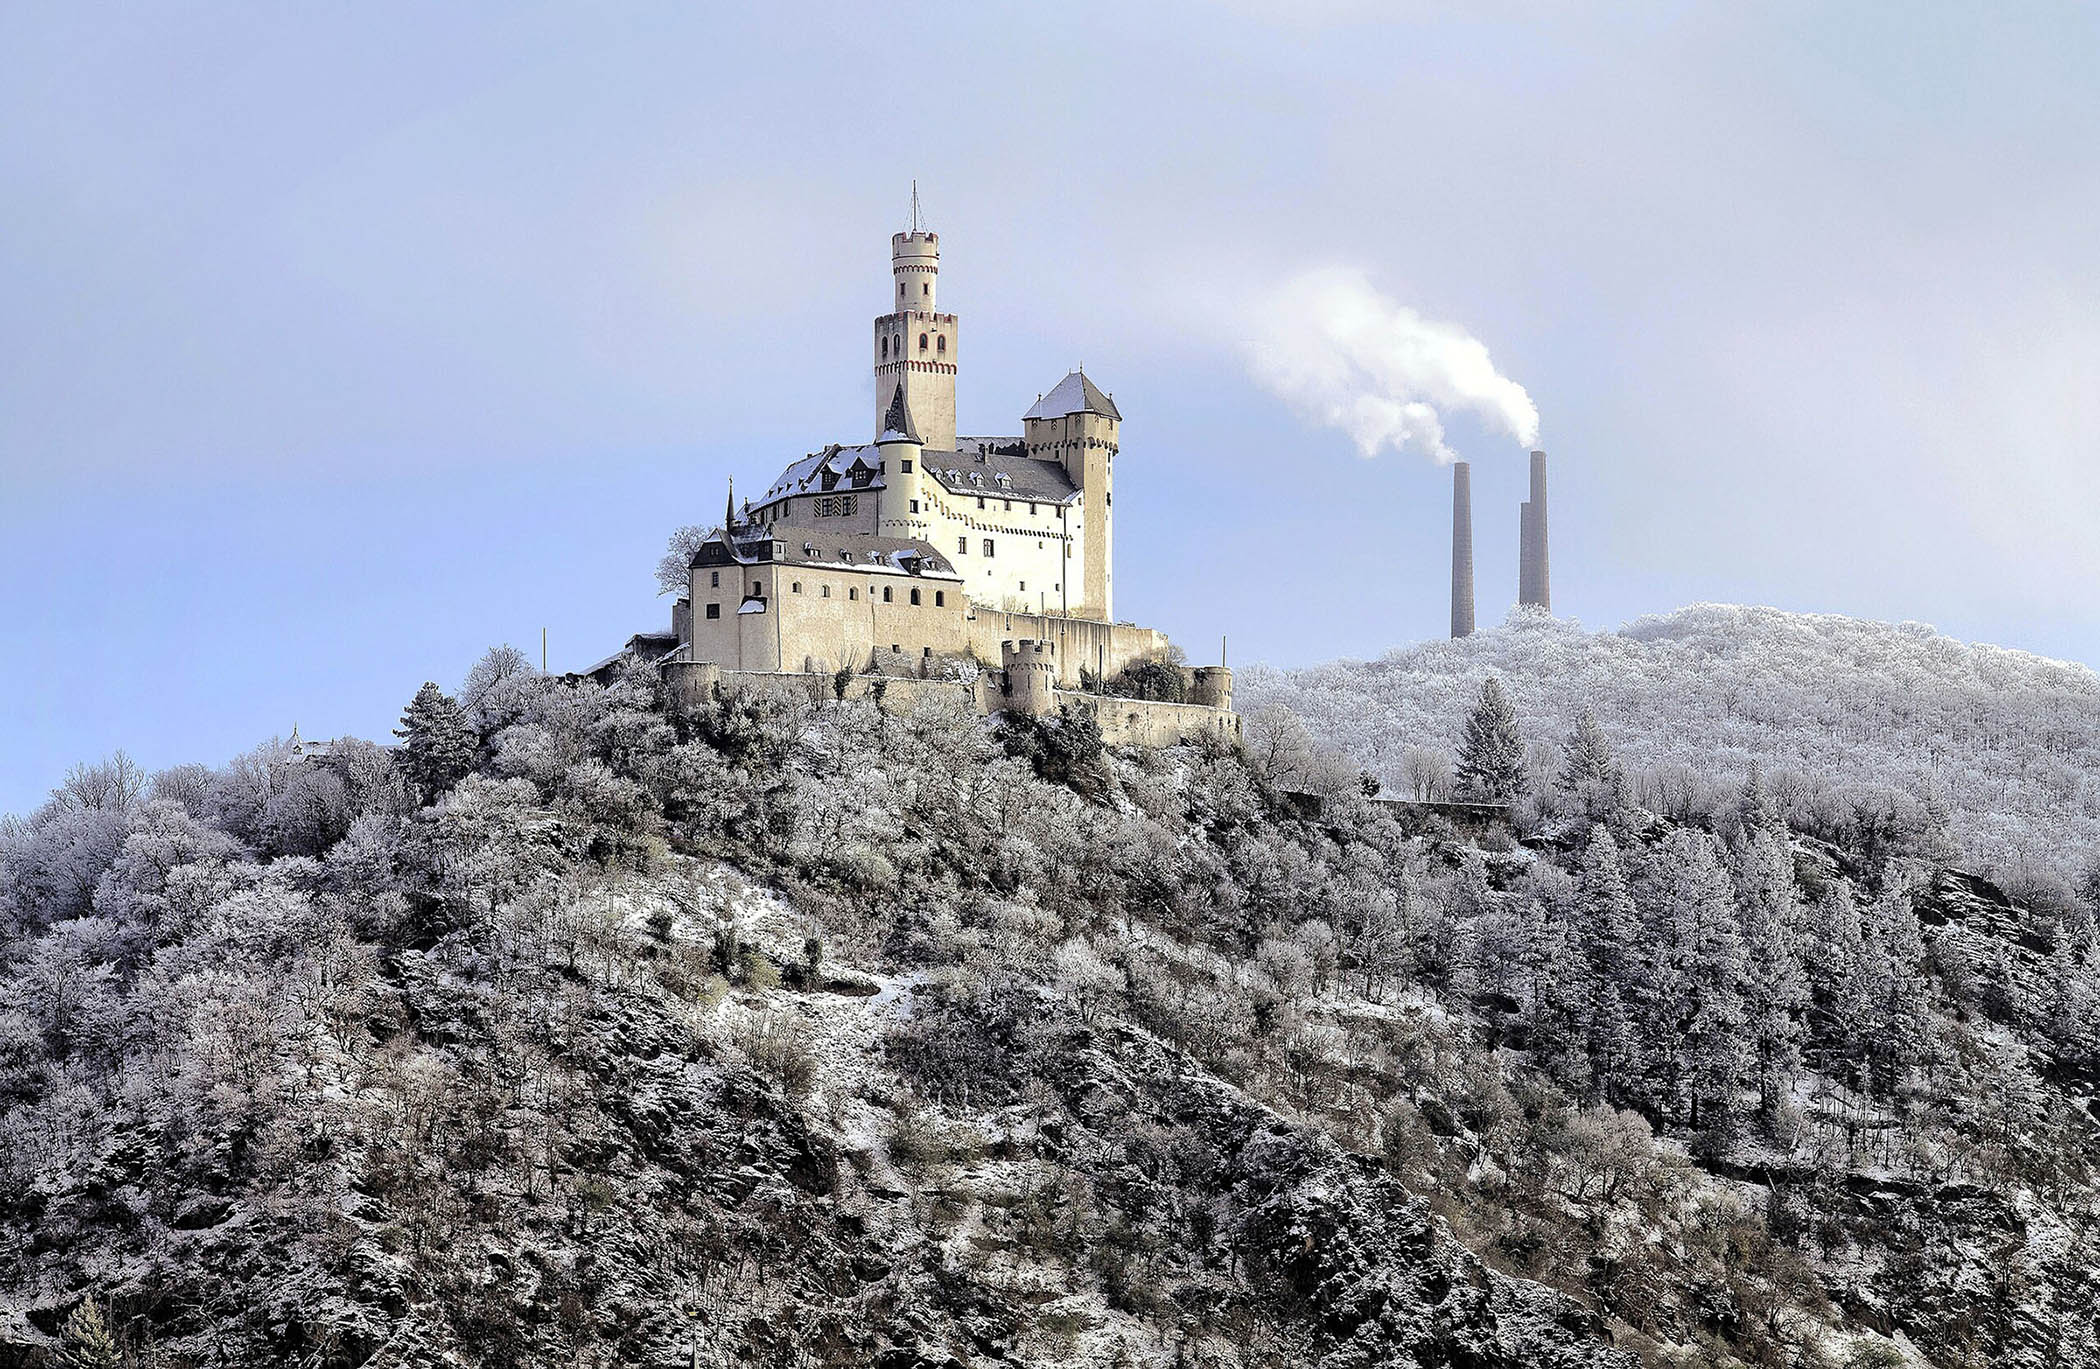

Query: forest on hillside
[2,632,2098,1367]
[1243,604,2100,903]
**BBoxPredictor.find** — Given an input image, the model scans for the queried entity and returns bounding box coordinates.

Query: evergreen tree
[60,1294,122,1369]
[1853,887,1931,1096]
[1737,830,1808,1127]
[1738,760,1776,836]
[1652,829,1750,1144]
[1576,828,1644,1105]
[1454,678,1527,803]
[1556,708,1618,792]
[394,682,478,802]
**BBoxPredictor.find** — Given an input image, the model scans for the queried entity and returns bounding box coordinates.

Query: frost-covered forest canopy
[1245,604,2100,899]
[2,608,2098,1368]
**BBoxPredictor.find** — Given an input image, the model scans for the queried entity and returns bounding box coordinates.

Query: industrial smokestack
[1451,461,1475,638]
[1517,449,1550,611]
[1528,449,1550,612]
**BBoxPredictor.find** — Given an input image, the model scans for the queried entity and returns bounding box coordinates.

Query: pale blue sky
[4,2,2097,815]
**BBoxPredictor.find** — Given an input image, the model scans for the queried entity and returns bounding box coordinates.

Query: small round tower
[1002,639,1058,718]
[891,230,938,313]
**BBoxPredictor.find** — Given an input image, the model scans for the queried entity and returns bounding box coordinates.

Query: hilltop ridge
[1244,603,2100,895]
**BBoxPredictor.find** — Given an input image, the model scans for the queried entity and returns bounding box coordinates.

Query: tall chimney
[1518,500,1536,606]
[1451,461,1475,638]
[1528,449,1550,612]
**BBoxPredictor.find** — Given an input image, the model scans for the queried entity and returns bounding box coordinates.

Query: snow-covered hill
[1242,604,2100,890]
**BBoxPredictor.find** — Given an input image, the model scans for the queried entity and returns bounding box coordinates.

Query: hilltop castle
[605,204,1234,744]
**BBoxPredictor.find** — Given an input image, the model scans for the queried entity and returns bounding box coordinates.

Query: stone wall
[1055,691,1241,748]
[658,659,1237,750]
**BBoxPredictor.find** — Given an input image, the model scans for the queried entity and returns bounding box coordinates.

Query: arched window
[791,581,802,594]
[936,335,946,355]
[918,333,928,352]
[880,337,888,358]
[909,587,921,605]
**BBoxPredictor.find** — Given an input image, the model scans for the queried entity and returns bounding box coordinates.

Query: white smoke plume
[1246,267,1540,462]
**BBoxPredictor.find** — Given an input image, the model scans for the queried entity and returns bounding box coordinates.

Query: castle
[602,202,1235,745]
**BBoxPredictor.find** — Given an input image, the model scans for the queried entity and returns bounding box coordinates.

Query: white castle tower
[871,184,957,453]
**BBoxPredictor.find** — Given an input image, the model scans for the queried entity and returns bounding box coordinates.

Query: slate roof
[878,384,920,443]
[760,444,883,502]
[756,436,1078,508]
[775,530,960,578]
[1022,370,1121,422]
[696,525,960,579]
[926,441,1077,503]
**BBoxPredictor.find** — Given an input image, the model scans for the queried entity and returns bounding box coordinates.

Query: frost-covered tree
[59,1293,122,1369]
[1454,678,1526,803]
[395,682,479,803]
[654,524,711,597]
[1736,831,1808,1126]
[1576,828,1643,1105]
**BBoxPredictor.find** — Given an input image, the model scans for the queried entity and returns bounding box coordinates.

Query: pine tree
[394,682,478,802]
[1654,829,1750,1144]
[1557,708,1618,792]
[1454,678,1527,803]
[1738,760,1775,836]
[60,1294,122,1369]
[1576,828,1644,1105]
[1737,830,1808,1127]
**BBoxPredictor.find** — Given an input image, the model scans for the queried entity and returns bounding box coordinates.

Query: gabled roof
[1023,370,1120,423]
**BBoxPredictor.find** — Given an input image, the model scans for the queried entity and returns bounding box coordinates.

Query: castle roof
[694,524,960,579]
[761,444,882,501]
[1023,370,1120,423]
[877,384,920,444]
[929,440,1077,503]
[754,437,1078,510]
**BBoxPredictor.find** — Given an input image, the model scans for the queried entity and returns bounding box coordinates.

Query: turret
[874,384,928,543]
[873,189,957,452]
[1001,639,1058,718]
[1023,370,1121,622]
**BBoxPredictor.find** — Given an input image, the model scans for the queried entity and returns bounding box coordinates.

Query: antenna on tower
[909,180,921,233]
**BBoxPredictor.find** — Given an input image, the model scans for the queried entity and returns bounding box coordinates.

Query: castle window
[1004,500,1012,511]
[921,283,929,296]
[957,536,967,554]
[880,337,888,358]
[882,587,893,603]
[901,459,912,473]
[983,538,995,557]
[909,588,921,605]
[710,571,720,588]
[937,335,946,354]
[909,499,919,514]
[752,581,762,596]
[1019,581,1026,592]
[792,581,802,594]
[821,584,831,598]
[705,603,720,620]
[898,283,904,299]
[976,496,985,509]
[1029,502,1037,515]
[918,333,928,352]
[849,587,859,600]
[935,591,945,606]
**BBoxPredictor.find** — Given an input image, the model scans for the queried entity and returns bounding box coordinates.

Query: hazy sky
[5,2,2097,815]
